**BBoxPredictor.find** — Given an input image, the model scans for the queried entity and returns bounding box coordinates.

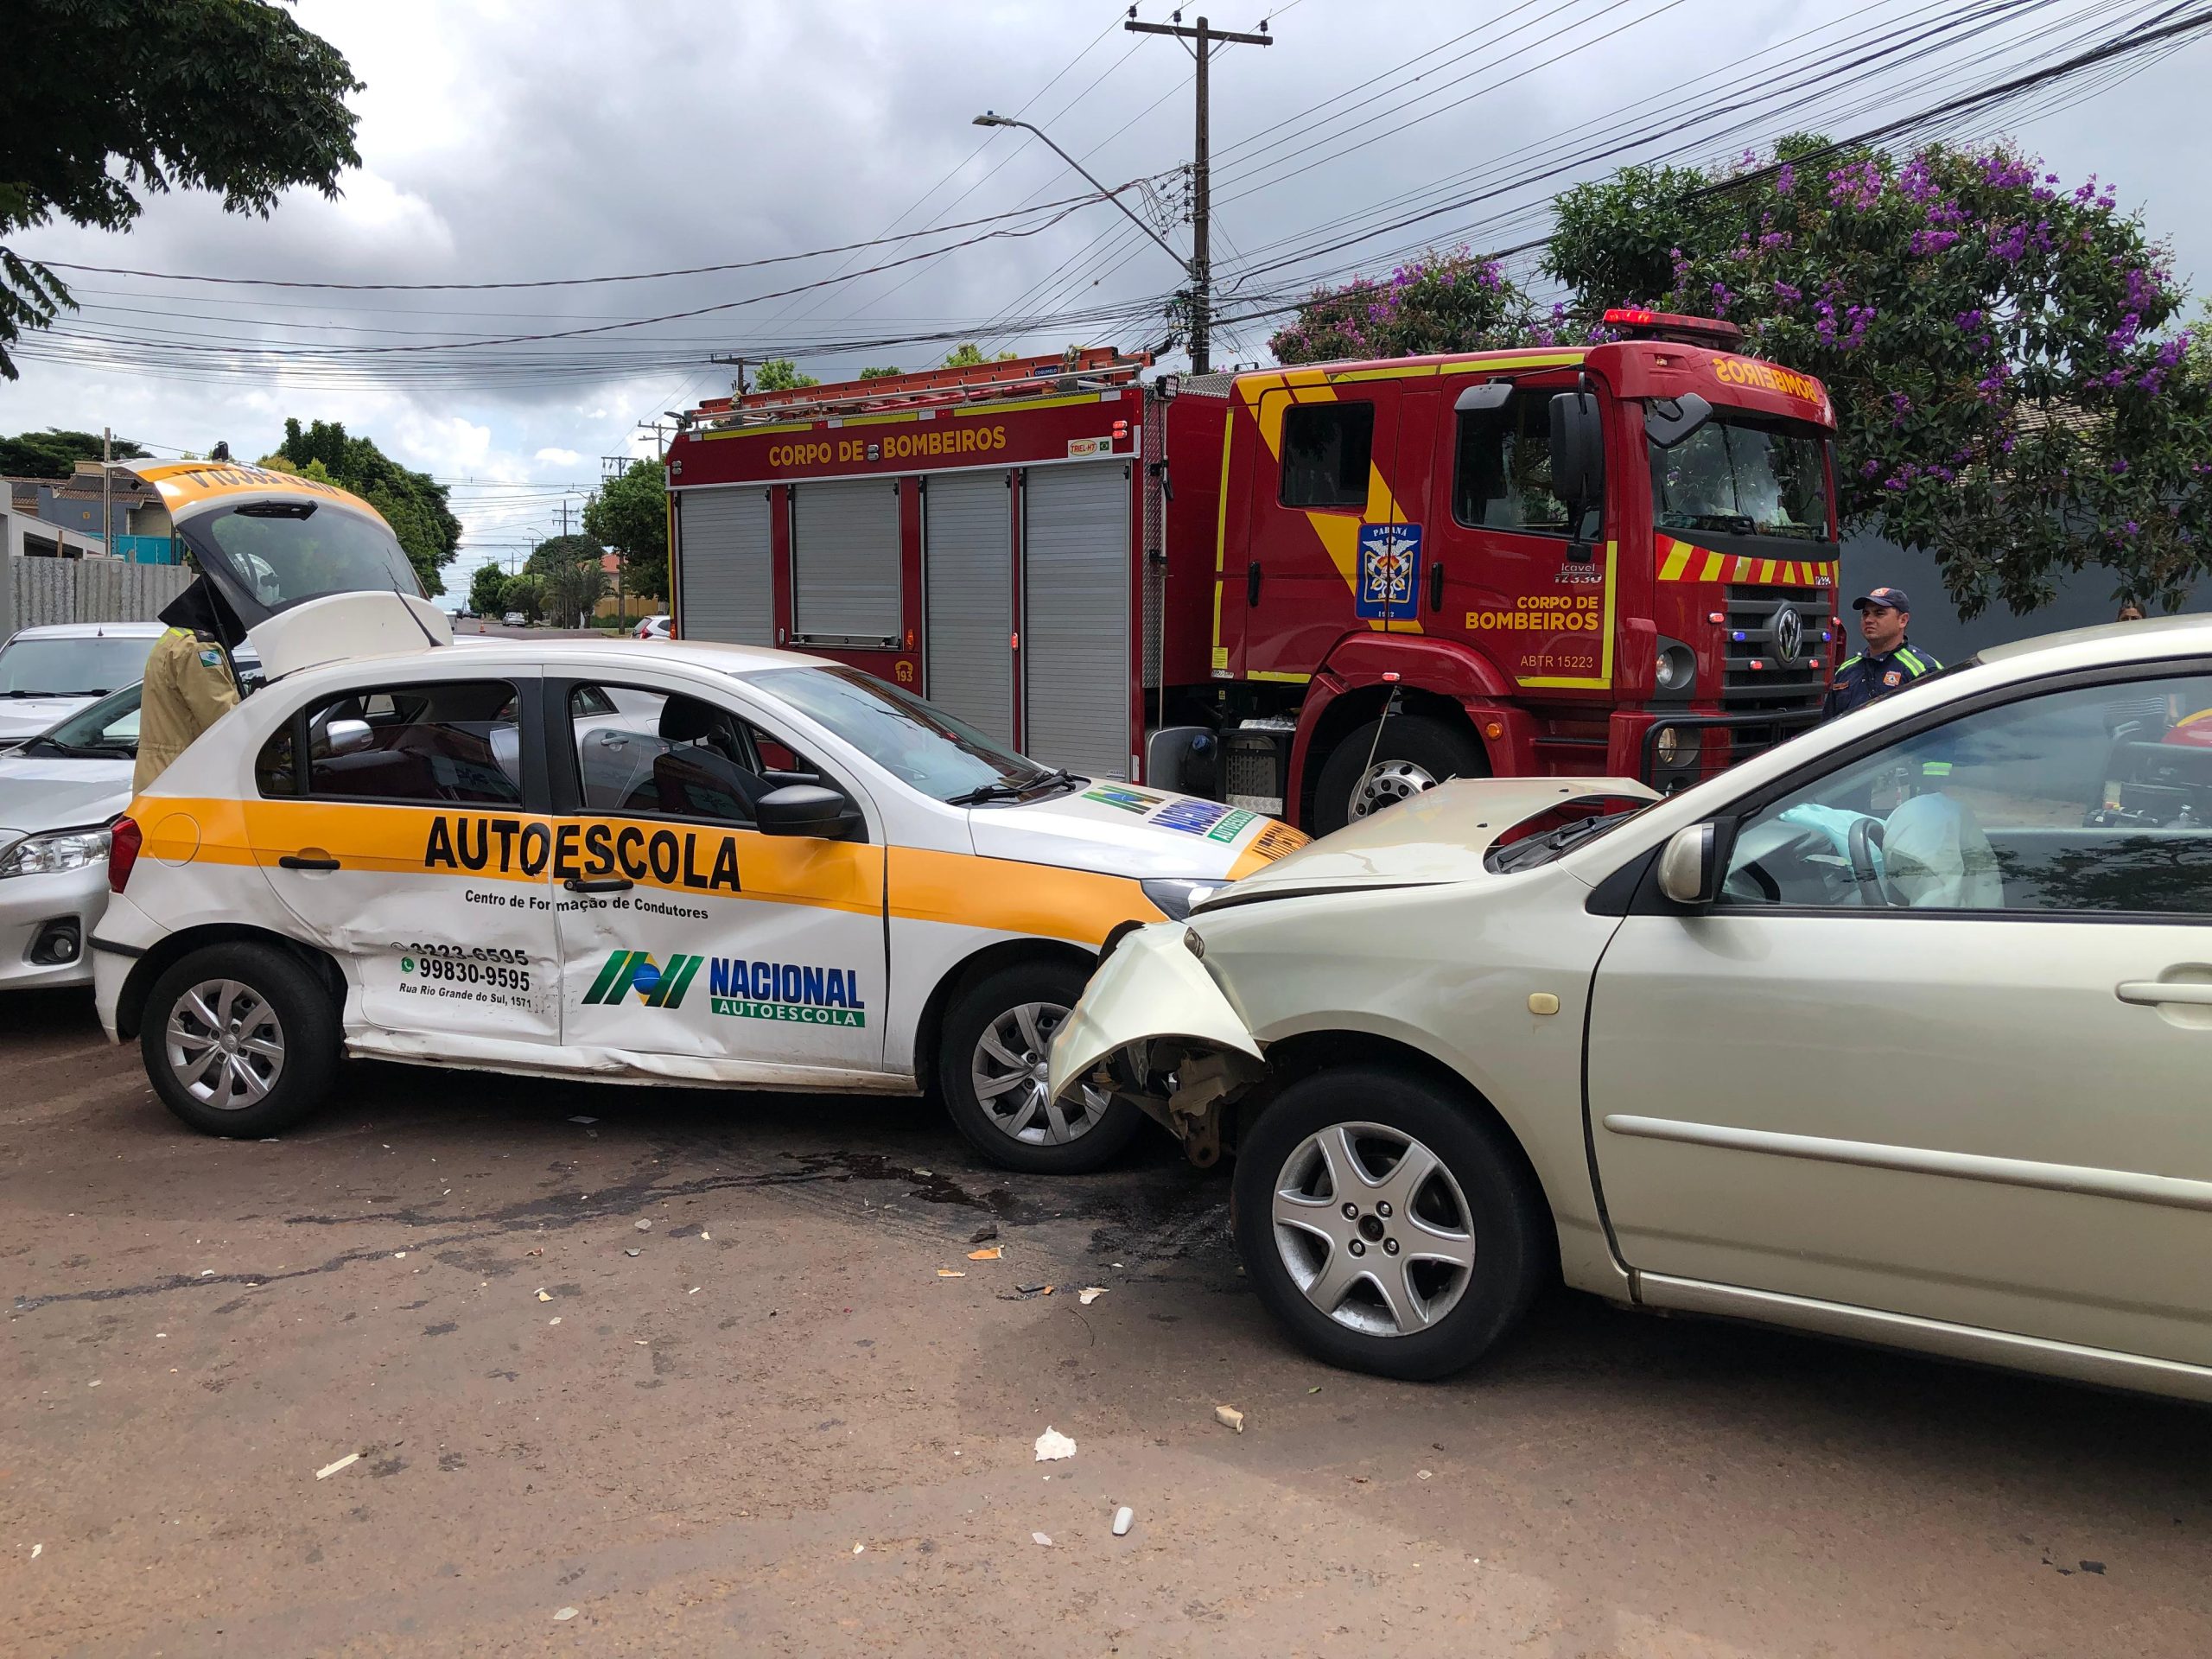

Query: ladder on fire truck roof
[687,346,1151,429]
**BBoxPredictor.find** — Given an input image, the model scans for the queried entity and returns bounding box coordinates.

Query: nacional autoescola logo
[583,950,704,1008]
[708,958,867,1028]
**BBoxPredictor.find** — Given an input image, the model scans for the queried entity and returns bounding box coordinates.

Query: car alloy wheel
[969,1001,1111,1146]
[1270,1121,1477,1338]
[164,977,288,1110]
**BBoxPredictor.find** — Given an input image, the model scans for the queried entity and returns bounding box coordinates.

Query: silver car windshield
[0,634,156,697]
[750,664,1055,802]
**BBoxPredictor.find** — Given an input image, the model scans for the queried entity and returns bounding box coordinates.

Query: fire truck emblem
[1771,603,1804,664]
[1355,523,1422,620]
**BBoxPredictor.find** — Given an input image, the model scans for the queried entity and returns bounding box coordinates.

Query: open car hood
[1193,776,1658,910]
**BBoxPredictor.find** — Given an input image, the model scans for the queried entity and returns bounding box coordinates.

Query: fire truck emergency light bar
[1601,308,1745,349]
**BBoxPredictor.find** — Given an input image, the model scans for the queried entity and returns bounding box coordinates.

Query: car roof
[1974,612,2212,671]
[5,620,167,641]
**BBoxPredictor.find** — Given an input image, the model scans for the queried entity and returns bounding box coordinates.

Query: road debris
[30,1544,41,1559]
[1113,1506,1134,1536]
[852,1542,865,1555]
[701,1231,711,1241]
[1416,1469,1433,1481]
[536,1289,552,1302]
[568,1116,597,1125]
[525,1248,543,1257]
[315,1452,361,1480]
[1032,1532,1053,1547]
[1215,1405,1245,1433]
[549,1317,562,1325]
[937,1268,966,1278]
[553,1605,578,1621]
[969,1223,1000,1244]
[625,1249,641,1258]
[635,1219,652,1232]
[1078,1287,1109,1305]
[393,1251,406,1259]
[967,1245,1001,1261]
[1033,1427,1077,1462]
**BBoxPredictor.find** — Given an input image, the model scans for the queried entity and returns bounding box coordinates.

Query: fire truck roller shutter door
[677,486,773,646]
[924,469,1015,748]
[792,478,900,644]
[1024,461,1131,780]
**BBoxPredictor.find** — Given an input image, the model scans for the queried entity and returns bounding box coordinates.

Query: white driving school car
[95,621,1305,1170]
[1052,616,2212,1399]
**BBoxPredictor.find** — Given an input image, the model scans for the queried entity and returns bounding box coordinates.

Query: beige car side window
[1721,673,2212,914]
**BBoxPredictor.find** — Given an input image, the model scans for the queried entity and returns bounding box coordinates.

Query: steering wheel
[1847,817,1902,907]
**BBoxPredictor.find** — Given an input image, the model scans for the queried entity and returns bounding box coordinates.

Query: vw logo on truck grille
[1771,603,1805,665]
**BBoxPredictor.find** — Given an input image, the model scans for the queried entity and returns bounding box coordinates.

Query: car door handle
[278,854,341,871]
[594,732,629,746]
[1247,559,1263,607]
[2116,979,2212,1007]
[1429,559,1446,612]
[564,876,633,893]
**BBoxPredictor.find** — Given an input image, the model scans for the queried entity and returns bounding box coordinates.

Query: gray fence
[10,555,191,629]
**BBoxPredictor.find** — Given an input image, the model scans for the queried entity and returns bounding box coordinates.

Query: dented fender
[1047,922,1263,1134]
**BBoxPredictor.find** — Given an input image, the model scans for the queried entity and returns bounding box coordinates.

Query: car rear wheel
[938,959,1145,1174]
[142,942,340,1138]
[1311,715,1488,836]
[1231,1065,1549,1379]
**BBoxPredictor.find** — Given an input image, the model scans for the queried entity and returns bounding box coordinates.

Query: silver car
[0,683,140,987]
[1054,616,2212,1400]
[0,621,165,745]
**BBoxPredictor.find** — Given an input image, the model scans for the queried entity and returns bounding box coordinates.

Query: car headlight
[0,826,111,880]
[1141,876,1225,920]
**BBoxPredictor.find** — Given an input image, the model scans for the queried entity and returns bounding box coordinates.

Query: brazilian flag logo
[583,950,704,1009]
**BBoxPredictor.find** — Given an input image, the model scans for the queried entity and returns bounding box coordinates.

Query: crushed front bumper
[1047,921,1264,1154]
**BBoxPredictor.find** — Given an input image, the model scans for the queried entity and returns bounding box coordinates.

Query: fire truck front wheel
[1313,715,1489,835]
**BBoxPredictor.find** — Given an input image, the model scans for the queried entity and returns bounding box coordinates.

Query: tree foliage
[1269,139,2211,618]
[941,342,1021,367]
[0,428,149,478]
[753,358,818,391]
[467,561,510,617]
[502,573,544,624]
[0,0,362,378]
[266,417,462,596]
[858,365,904,379]
[582,459,667,598]
[526,533,607,625]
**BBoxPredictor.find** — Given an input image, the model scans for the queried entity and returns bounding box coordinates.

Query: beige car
[1052,616,2212,1390]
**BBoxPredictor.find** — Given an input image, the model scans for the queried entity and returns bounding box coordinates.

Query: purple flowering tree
[1548,137,2211,616]
[1268,249,1539,365]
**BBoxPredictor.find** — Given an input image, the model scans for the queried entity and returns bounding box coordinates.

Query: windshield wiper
[946,780,1033,806]
[2,689,71,698]
[22,737,106,760]
[1494,810,1643,871]
[1017,767,1083,798]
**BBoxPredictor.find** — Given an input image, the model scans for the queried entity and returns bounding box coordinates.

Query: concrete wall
[9,554,191,630]
[1840,532,2209,664]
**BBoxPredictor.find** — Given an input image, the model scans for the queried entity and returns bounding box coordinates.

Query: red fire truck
[664,315,1843,833]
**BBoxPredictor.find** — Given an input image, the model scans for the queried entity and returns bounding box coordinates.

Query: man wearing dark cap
[1822,586,1942,719]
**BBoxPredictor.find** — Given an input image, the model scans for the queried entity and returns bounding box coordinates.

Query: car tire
[1231,1065,1549,1380]
[938,959,1146,1175]
[141,942,340,1138]
[1312,715,1488,836]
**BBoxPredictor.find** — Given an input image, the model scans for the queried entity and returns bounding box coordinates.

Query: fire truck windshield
[1649,414,1831,542]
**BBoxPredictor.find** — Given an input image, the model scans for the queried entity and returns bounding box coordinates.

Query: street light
[972,111,1192,276]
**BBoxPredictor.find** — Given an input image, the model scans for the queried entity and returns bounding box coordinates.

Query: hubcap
[971,1001,1109,1146]
[1350,758,1440,820]
[1272,1122,1476,1338]
[165,978,286,1111]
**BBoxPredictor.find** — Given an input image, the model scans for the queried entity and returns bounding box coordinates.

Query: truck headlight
[0,826,111,880]
[1141,877,1224,920]
[1655,639,1696,695]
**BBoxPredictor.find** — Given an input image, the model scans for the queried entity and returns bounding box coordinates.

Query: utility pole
[1124,11,1272,375]
[101,427,112,556]
[709,355,749,397]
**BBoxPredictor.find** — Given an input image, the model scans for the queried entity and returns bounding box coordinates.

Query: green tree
[941,342,1020,367]
[1547,139,2211,617]
[467,561,510,617]
[0,428,149,478]
[1268,248,1541,364]
[502,572,544,624]
[0,0,363,378]
[526,533,607,626]
[753,358,818,391]
[581,459,667,599]
[267,417,462,595]
[857,365,904,379]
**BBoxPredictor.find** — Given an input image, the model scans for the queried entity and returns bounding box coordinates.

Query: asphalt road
[7,988,2212,1657]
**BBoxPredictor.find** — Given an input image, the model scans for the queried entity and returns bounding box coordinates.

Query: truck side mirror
[1656,821,1732,906]
[1548,390,1604,562]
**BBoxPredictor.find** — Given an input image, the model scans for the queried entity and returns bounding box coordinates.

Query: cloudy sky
[8,0,2205,579]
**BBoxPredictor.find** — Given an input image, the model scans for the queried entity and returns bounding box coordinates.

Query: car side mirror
[1656,821,1731,906]
[321,717,374,758]
[756,783,860,840]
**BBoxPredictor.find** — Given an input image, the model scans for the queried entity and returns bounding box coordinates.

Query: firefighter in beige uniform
[133,577,243,791]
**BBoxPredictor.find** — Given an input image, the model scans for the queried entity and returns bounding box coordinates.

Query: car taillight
[108,816,142,893]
